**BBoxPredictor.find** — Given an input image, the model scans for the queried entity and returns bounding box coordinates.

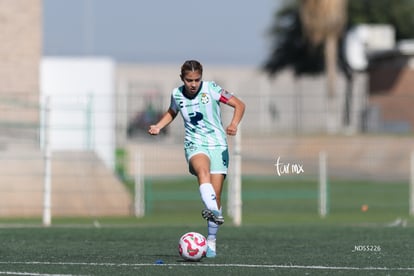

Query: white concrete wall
[40,57,116,168]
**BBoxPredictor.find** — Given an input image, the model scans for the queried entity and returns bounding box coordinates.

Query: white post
[227,173,234,218]
[230,128,242,226]
[410,151,414,216]
[42,96,52,227]
[319,151,328,217]
[85,93,94,150]
[134,151,145,217]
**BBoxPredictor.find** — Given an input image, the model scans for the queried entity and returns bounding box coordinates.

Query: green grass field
[145,176,410,225]
[0,176,413,275]
[0,225,412,275]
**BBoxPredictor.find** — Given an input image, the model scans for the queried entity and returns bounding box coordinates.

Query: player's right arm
[148,108,177,135]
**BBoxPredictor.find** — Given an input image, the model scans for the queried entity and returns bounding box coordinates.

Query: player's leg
[208,147,228,216]
[201,173,225,225]
[189,153,211,185]
[205,173,225,258]
[204,147,228,258]
[189,153,221,215]
[201,147,228,225]
[211,174,225,209]
[197,170,225,225]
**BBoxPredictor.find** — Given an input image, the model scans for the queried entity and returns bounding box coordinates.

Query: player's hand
[226,124,238,136]
[148,125,160,135]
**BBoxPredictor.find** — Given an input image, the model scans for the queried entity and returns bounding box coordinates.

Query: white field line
[0,271,84,276]
[0,261,414,271]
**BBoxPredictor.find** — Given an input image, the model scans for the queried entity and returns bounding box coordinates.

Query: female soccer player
[148,60,245,258]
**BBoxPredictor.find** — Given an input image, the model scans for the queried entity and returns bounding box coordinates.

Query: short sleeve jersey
[169,81,233,148]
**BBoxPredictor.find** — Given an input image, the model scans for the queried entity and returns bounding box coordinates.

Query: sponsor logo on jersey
[180,100,200,108]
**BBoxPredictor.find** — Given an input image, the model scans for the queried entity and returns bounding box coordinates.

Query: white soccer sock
[207,220,219,240]
[207,206,222,240]
[199,183,218,211]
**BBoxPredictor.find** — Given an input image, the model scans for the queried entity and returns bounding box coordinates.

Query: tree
[299,0,347,100]
[300,0,348,133]
[263,0,414,131]
[263,1,326,76]
[264,0,348,132]
[265,0,414,75]
[348,0,414,40]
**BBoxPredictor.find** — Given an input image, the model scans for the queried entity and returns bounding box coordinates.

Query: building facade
[0,0,42,139]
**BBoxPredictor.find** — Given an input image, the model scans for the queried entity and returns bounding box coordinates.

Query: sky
[43,0,280,66]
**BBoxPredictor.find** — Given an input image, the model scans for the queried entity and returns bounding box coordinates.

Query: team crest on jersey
[201,93,210,104]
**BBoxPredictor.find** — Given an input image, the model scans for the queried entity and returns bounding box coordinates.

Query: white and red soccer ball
[178,232,207,261]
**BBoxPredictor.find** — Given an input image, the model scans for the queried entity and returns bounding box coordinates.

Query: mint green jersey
[170,81,233,149]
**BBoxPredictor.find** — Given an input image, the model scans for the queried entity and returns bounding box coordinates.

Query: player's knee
[197,169,210,182]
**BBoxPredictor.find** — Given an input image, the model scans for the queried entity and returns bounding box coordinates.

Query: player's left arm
[224,96,245,136]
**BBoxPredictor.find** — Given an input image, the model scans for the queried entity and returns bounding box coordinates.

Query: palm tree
[299,0,348,98]
[264,0,414,133]
[299,0,348,132]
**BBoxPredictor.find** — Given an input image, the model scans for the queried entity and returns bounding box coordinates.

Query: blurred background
[1,0,414,224]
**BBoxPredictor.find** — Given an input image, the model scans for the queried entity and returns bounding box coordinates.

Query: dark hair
[180,60,203,77]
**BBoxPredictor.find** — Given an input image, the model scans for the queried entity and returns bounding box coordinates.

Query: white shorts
[184,142,229,175]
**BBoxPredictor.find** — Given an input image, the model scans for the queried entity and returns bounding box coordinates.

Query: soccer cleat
[206,238,216,258]
[201,209,224,225]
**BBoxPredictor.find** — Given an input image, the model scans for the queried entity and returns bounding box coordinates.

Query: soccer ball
[178,232,207,261]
